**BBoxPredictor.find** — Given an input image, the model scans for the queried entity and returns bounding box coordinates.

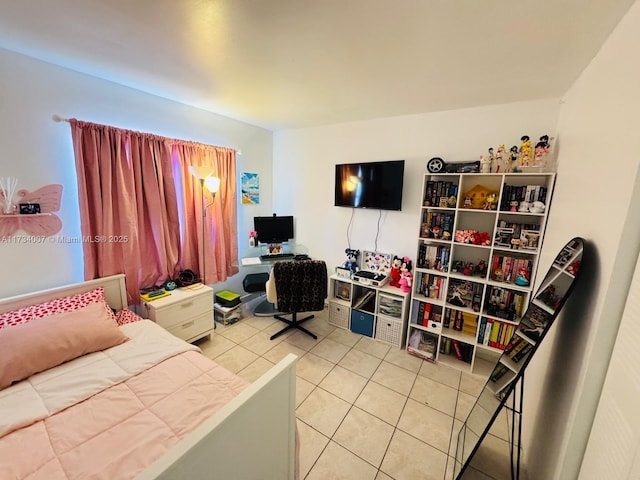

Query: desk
[241,253,311,316]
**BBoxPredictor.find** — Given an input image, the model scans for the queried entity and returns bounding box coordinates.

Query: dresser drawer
[168,311,213,342]
[153,293,212,329]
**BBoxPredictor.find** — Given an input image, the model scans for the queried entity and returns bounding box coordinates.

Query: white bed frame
[0,274,298,480]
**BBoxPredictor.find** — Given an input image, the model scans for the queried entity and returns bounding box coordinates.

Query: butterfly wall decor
[0,184,63,237]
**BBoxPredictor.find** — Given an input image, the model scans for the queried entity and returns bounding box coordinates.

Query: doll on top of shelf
[534,134,552,167]
[389,256,402,287]
[398,257,413,293]
[519,135,533,166]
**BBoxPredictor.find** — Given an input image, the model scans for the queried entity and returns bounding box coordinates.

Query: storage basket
[328,301,350,329]
[375,317,404,348]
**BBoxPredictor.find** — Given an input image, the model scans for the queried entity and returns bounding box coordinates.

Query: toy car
[427,157,480,174]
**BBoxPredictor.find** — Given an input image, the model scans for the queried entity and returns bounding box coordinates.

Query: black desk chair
[266,260,327,341]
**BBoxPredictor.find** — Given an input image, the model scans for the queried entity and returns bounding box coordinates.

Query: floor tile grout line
[208,313,505,480]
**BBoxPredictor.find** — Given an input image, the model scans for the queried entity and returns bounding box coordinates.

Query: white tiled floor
[198,307,517,480]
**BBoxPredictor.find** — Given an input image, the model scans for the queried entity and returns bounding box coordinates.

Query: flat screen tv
[334,160,405,211]
[253,215,294,244]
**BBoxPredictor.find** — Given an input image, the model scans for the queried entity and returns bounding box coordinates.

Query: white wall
[0,47,273,298]
[272,15,640,473]
[273,100,560,271]
[523,1,640,479]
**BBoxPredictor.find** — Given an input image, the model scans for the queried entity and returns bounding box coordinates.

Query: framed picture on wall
[241,172,259,204]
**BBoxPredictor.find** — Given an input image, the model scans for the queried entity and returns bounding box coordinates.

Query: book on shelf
[490,363,510,383]
[353,290,376,310]
[423,302,431,326]
[452,339,463,360]
[424,180,458,207]
[477,316,487,344]
[407,329,437,361]
[449,339,473,363]
[504,334,529,357]
[461,313,479,337]
[487,319,515,350]
[439,337,452,354]
[518,303,551,342]
[512,342,534,363]
[442,307,451,328]
[447,279,483,311]
[415,302,424,325]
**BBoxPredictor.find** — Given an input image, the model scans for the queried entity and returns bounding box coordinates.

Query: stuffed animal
[398,257,413,293]
[343,248,360,274]
[389,256,402,287]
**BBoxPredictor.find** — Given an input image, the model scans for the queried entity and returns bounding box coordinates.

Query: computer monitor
[253,215,294,244]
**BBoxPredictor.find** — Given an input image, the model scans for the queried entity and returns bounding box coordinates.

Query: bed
[0,274,298,480]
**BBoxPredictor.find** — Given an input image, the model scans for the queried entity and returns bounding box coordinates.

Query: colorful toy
[519,135,533,166]
[515,267,530,286]
[343,248,360,274]
[480,155,491,173]
[509,145,519,171]
[398,257,413,293]
[462,184,499,210]
[389,256,402,287]
[534,135,551,167]
[483,192,498,210]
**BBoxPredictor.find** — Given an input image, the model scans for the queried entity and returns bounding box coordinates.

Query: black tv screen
[334,160,405,210]
[253,215,294,244]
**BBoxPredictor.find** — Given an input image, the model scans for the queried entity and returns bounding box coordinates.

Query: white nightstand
[140,285,214,343]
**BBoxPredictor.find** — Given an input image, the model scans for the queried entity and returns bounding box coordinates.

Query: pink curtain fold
[172,142,238,285]
[70,120,237,303]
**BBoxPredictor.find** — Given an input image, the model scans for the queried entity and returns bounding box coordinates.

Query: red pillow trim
[115,308,144,326]
[0,287,117,330]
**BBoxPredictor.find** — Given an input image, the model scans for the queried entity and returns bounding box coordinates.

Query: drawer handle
[181,320,195,329]
[181,301,194,308]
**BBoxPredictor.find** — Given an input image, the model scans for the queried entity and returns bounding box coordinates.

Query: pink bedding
[0,322,248,479]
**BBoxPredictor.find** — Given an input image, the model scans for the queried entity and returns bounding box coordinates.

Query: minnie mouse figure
[389,256,402,287]
[398,257,413,294]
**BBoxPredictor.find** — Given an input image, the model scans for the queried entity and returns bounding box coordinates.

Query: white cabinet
[406,172,555,375]
[329,275,410,348]
[140,285,214,343]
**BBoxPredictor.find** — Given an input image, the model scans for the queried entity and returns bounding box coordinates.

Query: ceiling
[0,0,634,131]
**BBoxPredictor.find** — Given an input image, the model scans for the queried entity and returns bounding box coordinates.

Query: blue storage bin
[350,310,374,337]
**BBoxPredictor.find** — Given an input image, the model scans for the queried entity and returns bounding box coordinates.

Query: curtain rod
[51,114,242,154]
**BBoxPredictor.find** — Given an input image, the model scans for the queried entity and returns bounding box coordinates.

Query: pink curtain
[70,120,237,303]
[172,142,238,284]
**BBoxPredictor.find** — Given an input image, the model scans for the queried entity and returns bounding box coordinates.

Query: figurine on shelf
[480,155,491,173]
[496,145,507,172]
[483,192,498,210]
[389,256,402,287]
[519,135,533,166]
[474,260,487,277]
[509,145,519,171]
[343,248,360,274]
[534,135,551,167]
[398,257,413,293]
[515,267,530,286]
[510,200,519,212]
[487,147,496,172]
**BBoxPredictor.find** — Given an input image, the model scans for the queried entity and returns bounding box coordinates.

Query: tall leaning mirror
[453,237,584,479]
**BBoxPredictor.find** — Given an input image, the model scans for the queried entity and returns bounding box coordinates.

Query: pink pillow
[0,301,129,390]
[0,287,117,330]
[115,308,144,326]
